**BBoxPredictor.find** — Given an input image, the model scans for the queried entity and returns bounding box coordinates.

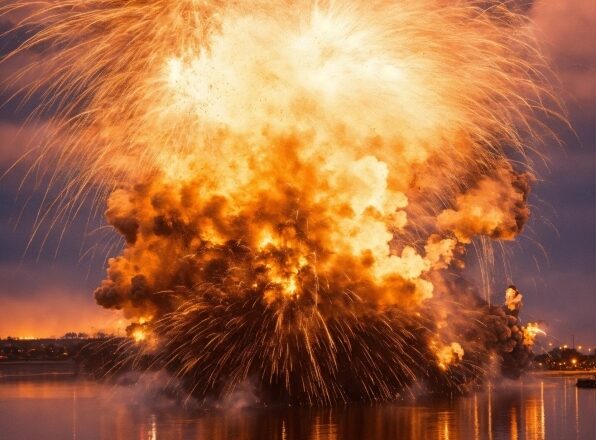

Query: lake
[0,367,594,439]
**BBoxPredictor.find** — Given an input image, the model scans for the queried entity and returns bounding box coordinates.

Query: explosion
[523,322,546,347]
[2,0,556,404]
[132,327,147,343]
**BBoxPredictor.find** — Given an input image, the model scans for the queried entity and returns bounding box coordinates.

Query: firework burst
[1,0,558,404]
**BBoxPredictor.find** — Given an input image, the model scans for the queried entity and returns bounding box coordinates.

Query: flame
[132,329,147,343]
[505,286,524,312]
[523,323,546,347]
[435,342,465,370]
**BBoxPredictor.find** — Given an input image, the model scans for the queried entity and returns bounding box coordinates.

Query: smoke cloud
[437,165,533,243]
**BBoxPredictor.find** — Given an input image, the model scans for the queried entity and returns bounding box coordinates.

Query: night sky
[0,1,594,349]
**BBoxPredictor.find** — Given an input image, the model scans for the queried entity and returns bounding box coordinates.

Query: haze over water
[0,373,594,440]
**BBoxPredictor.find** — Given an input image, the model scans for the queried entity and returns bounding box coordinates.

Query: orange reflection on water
[510,406,519,440]
[0,374,594,440]
[437,411,452,440]
[523,385,545,440]
[487,383,493,440]
[473,394,480,440]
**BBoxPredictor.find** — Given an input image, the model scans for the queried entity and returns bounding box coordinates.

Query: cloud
[531,0,596,106]
[0,286,121,338]
[0,121,50,166]
[0,260,120,339]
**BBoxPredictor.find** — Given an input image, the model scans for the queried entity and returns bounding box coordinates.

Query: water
[0,370,594,440]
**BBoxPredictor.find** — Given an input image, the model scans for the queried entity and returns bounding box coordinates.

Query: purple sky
[0,1,594,348]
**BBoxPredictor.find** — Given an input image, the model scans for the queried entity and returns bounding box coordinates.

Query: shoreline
[529,369,596,376]
[0,360,75,365]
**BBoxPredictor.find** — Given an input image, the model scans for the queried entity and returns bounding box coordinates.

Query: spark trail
[1,0,556,404]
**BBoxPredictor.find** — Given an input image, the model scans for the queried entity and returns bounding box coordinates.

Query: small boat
[576,376,596,388]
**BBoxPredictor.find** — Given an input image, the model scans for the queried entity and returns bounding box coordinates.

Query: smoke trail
[2,0,557,403]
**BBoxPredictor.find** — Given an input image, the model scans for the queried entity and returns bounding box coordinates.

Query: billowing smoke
[437,164,533,243]
[4,0,554,404]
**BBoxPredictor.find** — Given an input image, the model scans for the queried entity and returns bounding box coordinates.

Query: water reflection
[522,382,545,440]
[0,375,594,440]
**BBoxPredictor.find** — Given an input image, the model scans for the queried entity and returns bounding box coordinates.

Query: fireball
[1,0,559,404]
